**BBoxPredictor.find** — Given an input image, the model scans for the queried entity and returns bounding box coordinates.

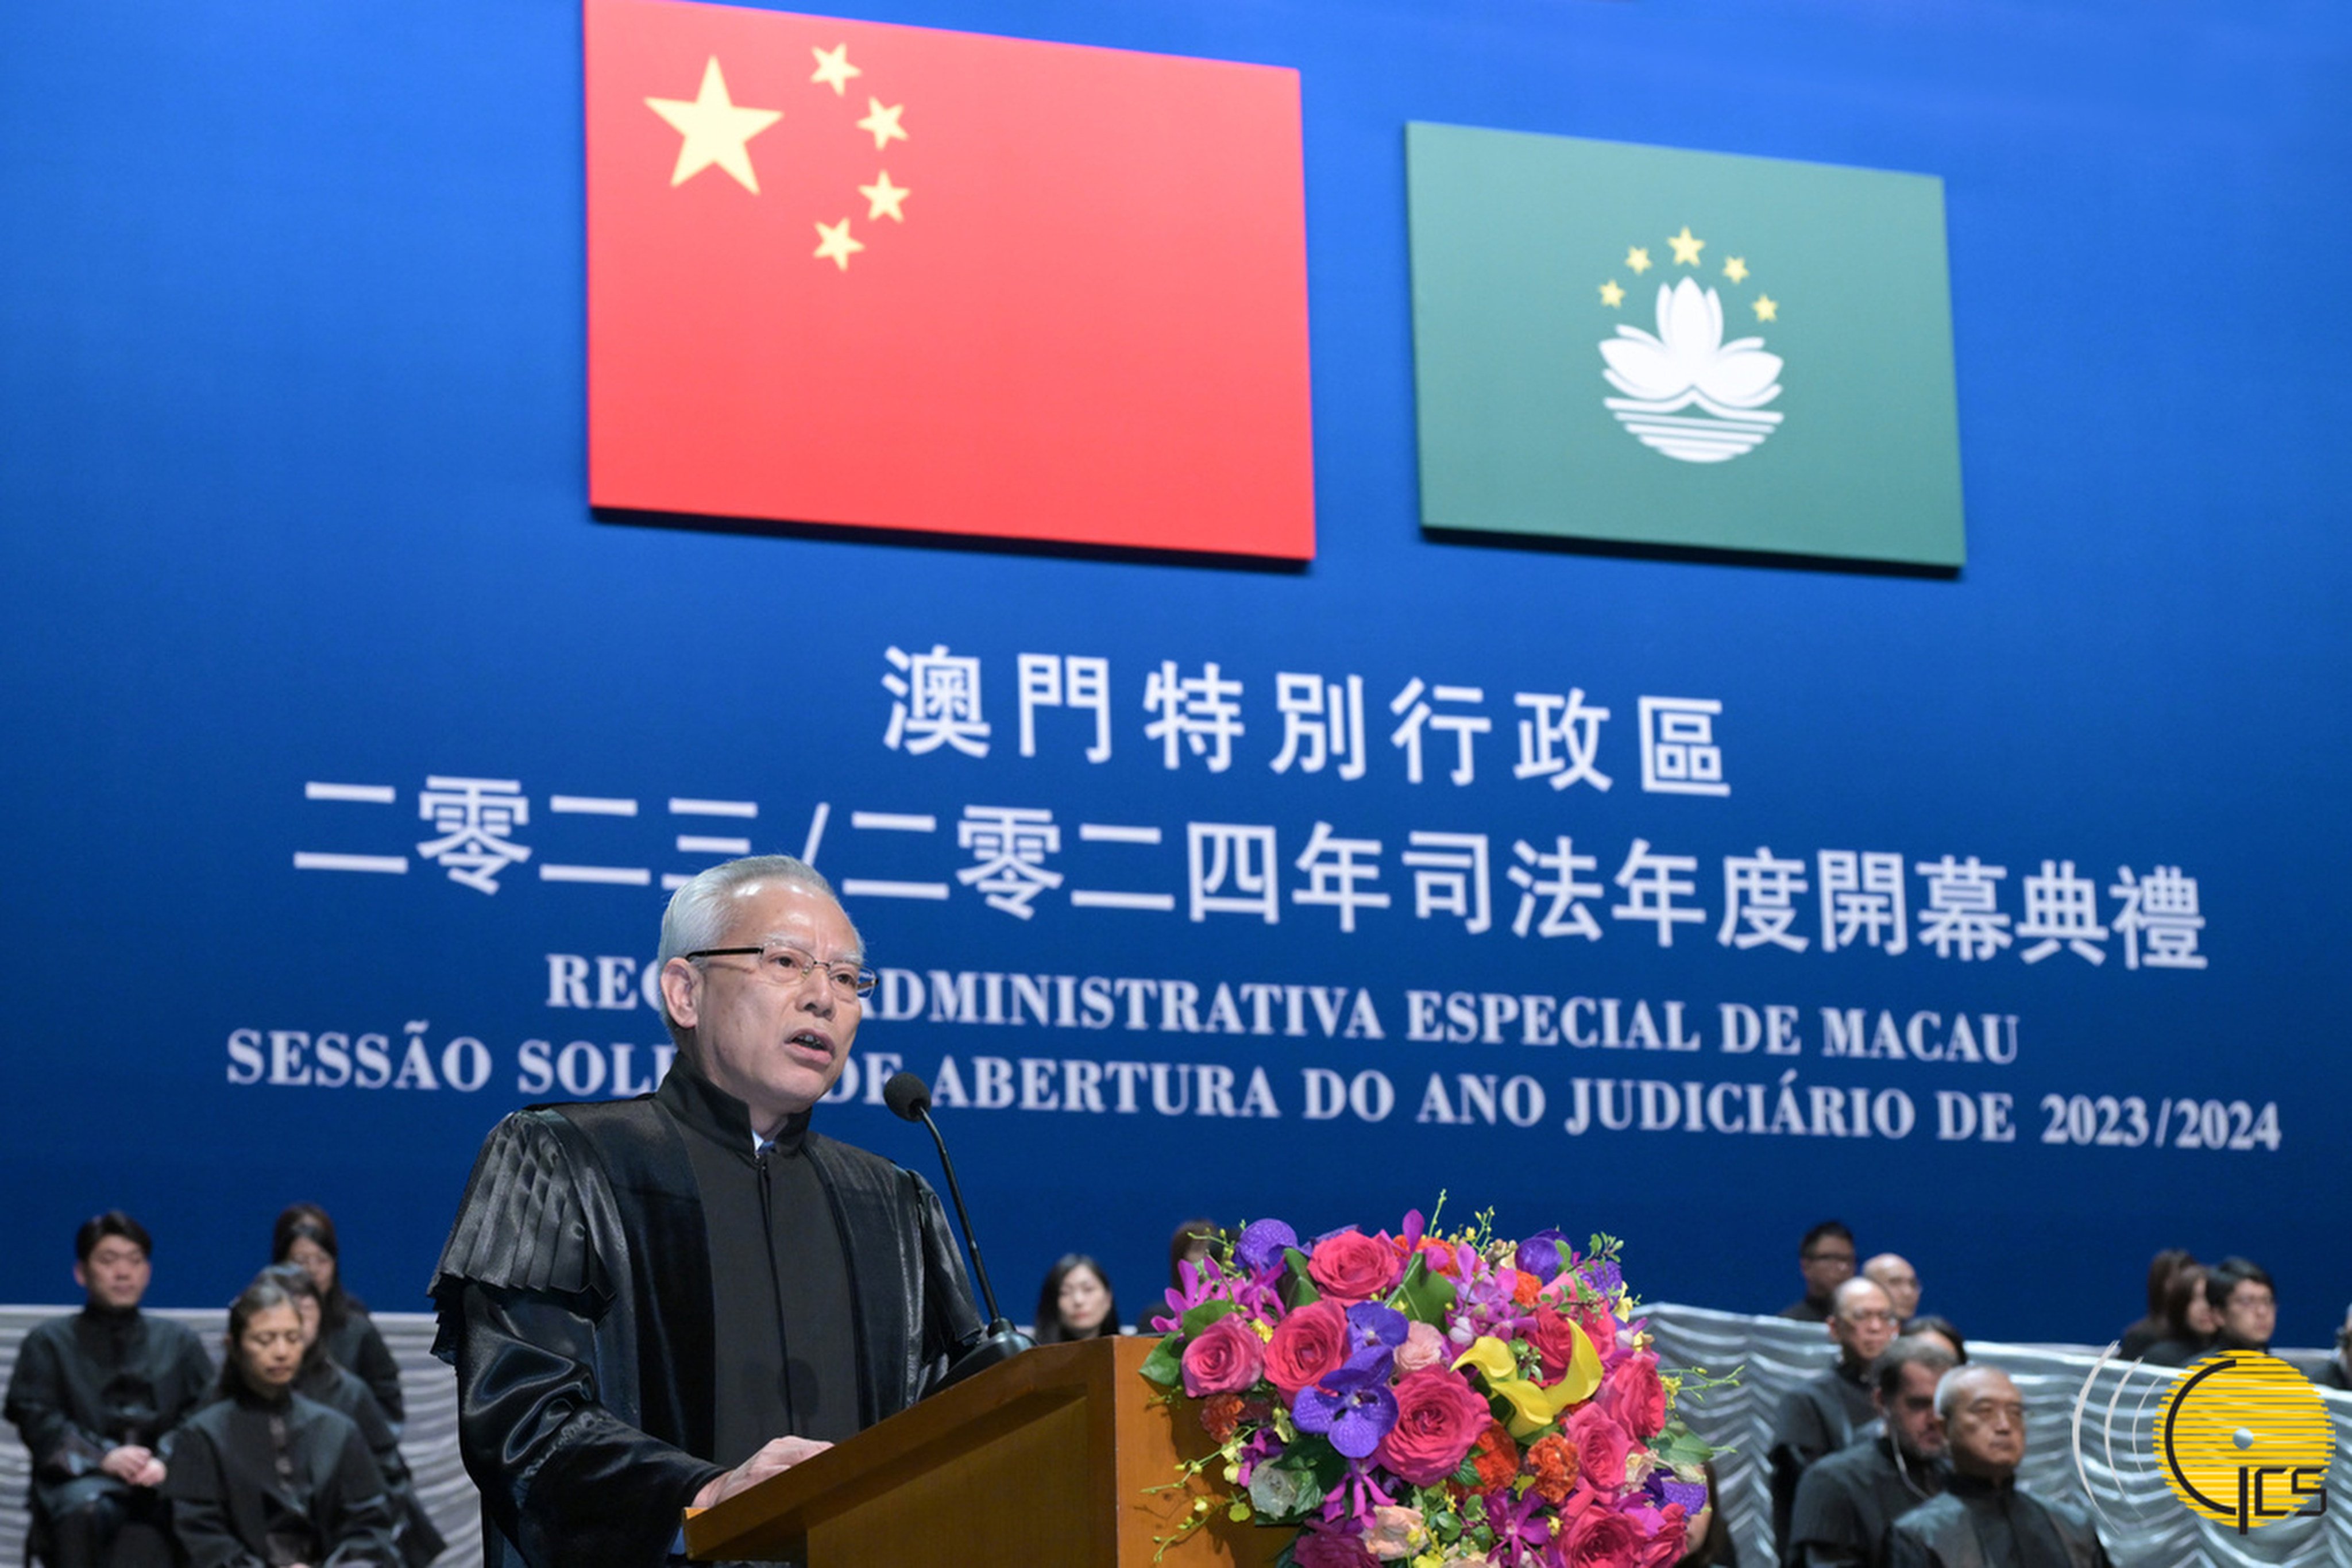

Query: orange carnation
[1527,1431,1581,1504]
[1512,1271,1543,1306]
[1467,1419,1520,1493]
[1201,1392,1246,1442]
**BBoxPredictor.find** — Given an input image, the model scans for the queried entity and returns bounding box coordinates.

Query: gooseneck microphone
[883,1071,1033,1389]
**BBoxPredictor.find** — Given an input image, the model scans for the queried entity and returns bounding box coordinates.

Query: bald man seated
[1885,1366,2112,1568]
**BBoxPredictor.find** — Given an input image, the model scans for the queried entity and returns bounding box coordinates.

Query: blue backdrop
[2,0,2346,1351]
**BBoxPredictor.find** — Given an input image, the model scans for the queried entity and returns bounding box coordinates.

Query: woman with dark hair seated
[271,1204,403,1430]
[167,1273,397,1568]
[264,1268,445,1568]
[2141,1262,2222,1366]
[1032,1254,1121,1344]
[2119,1248,2195,1360]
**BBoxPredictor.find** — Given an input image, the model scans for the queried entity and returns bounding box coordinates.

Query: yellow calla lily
[1451,1336,1518,1381]
[1553,1318,1604,1405]
[1489,1374,1578,1439]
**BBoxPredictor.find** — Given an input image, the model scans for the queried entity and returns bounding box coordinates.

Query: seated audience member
[1781,1222,1859,1322]
[1862,1256,1922,1324]
[265,1268,445,1568]
[1886,1366,2112,1568]
[1169,1217,1225,1287]
[272,1203,403,1428]
[4,1212,216,1568]
[2204,1256,2277,1354]
[2117,1248,2194,1360]
[166,1274,397,1568]
[2139,1264,2220,1366]
[1902,1316,1967,1365]
[2320,1306,2352,1391]
[1032,1254,1122,1343]
[1786,1337,1956,1568]
[1771,1278,1900,1557]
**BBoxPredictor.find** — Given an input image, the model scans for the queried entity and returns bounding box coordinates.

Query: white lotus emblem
[1601,277,1784,463]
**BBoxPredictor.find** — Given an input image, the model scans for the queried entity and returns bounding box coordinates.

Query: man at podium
[430,856,985,1567]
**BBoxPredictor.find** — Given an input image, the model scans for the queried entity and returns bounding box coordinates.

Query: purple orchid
[1514,1228,1569,1284]
[1584,1258,1624,1296]
[1342,1302,1407,1364]
[1234,1218,1298,1276]
[1659,1477,1710,1515]
[1482,1484,1554,1567]
[1292,1360,1399,1459]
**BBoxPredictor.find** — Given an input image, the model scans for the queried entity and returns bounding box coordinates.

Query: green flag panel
[1407,123,1965,567]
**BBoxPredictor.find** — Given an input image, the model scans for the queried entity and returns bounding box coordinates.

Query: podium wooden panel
[684,1336,1288,1566]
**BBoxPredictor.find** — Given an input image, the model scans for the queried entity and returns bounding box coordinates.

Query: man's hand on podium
[692,1436,835,1511]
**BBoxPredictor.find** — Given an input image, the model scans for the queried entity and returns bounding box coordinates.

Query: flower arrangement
[1138,1209,1721,1567]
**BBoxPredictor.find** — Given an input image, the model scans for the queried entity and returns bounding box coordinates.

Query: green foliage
[1180,1299,1239,1337]
[1395,1253,1458,1325]
[1137,1336,1184,1389]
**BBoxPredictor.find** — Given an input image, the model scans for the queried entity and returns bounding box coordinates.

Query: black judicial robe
[1885,1477,2112,1568]
[428,1064,986,1568]
[3,1304,215,1525]
[166,1389,397,1568]
[288,1357,445,1568]
[1786,1434,1948,1568]
[1770,1360,1880,1555]
[317,1308,404,1430]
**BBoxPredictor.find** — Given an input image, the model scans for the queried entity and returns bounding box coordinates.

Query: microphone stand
[910,1102,1033,1390]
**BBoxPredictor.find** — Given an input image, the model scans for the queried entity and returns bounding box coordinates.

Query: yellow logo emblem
[2157,1351,2332,1532]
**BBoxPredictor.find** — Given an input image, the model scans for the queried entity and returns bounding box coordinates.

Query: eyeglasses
[1843,1310,1901,1327]
[685,944,876,999]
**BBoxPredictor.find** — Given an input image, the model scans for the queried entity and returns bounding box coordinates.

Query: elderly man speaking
[431,855,985,1567]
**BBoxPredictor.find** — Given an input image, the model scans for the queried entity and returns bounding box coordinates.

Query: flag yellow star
[1626,246,1652,274]
[644,58,782,194]
[856,97,908,150]
[859,171,910,222]
[1722,256,1749,284]
[1599,279,1625,308]
[810,44,861,96]
[814,217,865,271]
[1668,226,1705,266]
[1752,293,1778,322]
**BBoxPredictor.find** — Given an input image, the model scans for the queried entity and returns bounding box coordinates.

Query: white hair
[1934,1362,2010,1420]
[655,855,860,1034]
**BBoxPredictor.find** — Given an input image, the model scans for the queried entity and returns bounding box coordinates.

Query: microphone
[883,1072,1032,1389]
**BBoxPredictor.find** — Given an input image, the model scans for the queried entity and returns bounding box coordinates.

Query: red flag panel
[586,0,1316,559]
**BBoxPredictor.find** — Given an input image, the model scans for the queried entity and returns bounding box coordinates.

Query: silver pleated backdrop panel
[2,1304,2345,1567]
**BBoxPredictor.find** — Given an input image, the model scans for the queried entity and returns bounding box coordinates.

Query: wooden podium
[683,1337,1289,1566]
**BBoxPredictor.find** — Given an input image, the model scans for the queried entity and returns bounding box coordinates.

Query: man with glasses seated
[1771,1277,1902,1561]
[431,855,984,1568]
[1780,1220,1859,1322]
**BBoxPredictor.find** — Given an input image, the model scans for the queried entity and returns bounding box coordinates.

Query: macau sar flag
[1405,123,1965,568]
[586,0,1315,559]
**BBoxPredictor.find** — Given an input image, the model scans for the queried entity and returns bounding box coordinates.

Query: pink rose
[1567,1404,1633,1496]
[1597,1350,1667,1440]
[1633,1504,1688,1568]
[1524,1307,1586,1381]
[1569,1299,1618,1361]
[1180,1315,1265,1397]
[1265,1300,1349,1399]
[1373,1368,1493,1485]
[1563,1507,1645,1567]
[1365,1505,1424,1561]
[1292,1523,1380,1568]
[1394,1319,1447,1374]
[1308,1230,1400,1303]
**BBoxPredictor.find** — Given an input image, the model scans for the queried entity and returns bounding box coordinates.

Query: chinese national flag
[585,0,1315,559]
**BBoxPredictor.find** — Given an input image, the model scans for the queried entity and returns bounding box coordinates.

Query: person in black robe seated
[2138,1262,2219,1366]
[1779,1221,1859,1322]
[1786,1336,1955,1568]
[2201,1256,2277,1354]
[1771,1277,1901,1559]
[271,1206,403,1431]
[2115,1248,2193,1361]
[1886,1366,2111,1568]
[430,855,986,1568]
[3,1210,215,1568]
[262,1268,445,1568]
[166,1274,397,1568]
